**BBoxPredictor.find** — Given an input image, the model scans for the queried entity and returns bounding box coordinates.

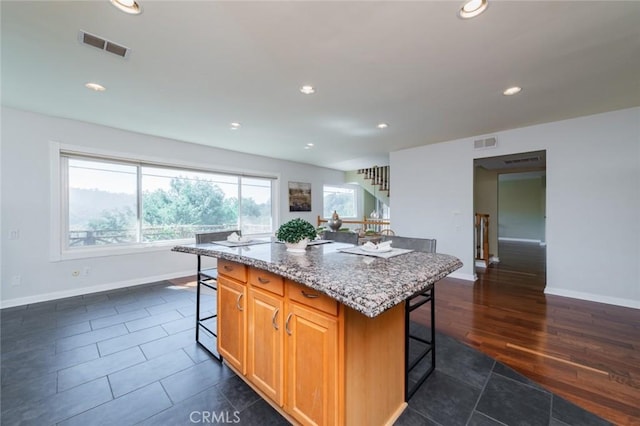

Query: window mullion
[237,176,242,233]
[137,165,143,243]
[61,156,70,251]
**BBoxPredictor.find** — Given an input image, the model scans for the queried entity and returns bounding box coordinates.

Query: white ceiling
[2,1,639,171]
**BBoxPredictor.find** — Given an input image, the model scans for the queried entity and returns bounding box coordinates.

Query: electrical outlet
[9,229,20,240]
[72,270,80,277]
[11,275,21,286]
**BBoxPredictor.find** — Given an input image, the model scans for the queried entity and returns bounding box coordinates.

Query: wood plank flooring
[414,241,640,425]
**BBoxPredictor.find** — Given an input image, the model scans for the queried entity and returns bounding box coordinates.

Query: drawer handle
[285,313,293,335]
[223,265,233,271]
[272,308,279,330]
[258,277,270,284]
[301,290,319,299]
[236,293,244,311]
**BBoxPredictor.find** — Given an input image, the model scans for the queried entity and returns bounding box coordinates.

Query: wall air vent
[78,30,130,59]
[504,156,541,165]
[474,137,497,149]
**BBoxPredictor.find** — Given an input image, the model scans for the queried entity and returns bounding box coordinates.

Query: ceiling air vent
[78,30,130,59]
[474,137,497,149]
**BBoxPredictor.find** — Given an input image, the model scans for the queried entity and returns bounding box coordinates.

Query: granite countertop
[172,240,462,318]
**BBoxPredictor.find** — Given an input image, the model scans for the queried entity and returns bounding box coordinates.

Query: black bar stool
[194,230,240,361]
[381,235,437,400]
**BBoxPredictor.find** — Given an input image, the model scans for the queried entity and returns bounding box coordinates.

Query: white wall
[391,107,640,308]
[1,107,343,307]
[498,176,545,241]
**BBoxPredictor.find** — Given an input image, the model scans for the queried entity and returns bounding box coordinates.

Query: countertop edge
[172,245,463,318]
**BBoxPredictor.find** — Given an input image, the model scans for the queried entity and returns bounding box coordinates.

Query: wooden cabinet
[244,271,340,422]
[218,262,405,426]
[247,287,284,405]
[217,275,246,374]
[285,301,339,426]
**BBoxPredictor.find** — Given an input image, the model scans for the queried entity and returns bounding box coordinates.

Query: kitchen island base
[217,259,406,426]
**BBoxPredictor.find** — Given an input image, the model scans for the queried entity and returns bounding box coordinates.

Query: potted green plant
[276,218,317,252]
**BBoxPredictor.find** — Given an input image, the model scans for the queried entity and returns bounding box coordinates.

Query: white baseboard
[475,256,500,269]
[447,271,476,281]
[0,270,194,309]
[544,287,640,310]
[499,237,542,243]
[475,260,487,269]
[539,242,547,247]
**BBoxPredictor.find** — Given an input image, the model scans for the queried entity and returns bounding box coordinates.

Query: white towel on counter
[227,232,249,242]
[378,240,392,249]
[362,240,392,251]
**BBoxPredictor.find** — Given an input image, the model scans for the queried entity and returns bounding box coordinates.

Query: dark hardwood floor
[414,241,640,425]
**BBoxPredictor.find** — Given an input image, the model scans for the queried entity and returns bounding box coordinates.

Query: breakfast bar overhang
[173,240,462,425]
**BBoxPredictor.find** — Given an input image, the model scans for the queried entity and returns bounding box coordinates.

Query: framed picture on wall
[288,181,312,212]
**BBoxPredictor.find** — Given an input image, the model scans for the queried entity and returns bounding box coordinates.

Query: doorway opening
[473,150,547,290]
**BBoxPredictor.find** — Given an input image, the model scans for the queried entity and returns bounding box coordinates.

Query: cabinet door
[285,303,339,426]
[217,276,246,374]
[248,288,284,406]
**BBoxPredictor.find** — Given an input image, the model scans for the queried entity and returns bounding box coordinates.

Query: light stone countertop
[172,240,463,318]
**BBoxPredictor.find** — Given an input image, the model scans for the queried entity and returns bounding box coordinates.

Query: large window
[63,154,274,249]
[323,185,357,218]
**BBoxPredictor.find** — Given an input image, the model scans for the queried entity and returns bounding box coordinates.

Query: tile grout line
[464,359,496,426]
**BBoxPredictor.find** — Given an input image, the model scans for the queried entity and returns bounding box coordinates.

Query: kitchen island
[173,240,462,426]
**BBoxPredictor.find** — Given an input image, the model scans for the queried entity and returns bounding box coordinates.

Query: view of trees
[143,178,238,227]
[71,177,270,244]
[323,191,356,218]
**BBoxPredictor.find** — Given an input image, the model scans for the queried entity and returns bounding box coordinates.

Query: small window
[323,185,357,218]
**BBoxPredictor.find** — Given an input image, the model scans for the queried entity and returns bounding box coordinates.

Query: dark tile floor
[1,281,610,425]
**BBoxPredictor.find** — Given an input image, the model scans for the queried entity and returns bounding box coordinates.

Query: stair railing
[475,213,490,267]
[357,166,390,194]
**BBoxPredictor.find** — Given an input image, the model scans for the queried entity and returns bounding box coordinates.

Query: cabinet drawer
[287,280,338,316]
[248,268,284,296]
[218,259,247,282]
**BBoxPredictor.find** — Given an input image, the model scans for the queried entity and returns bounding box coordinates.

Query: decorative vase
[285,238,309,253]
[327,210,342,232]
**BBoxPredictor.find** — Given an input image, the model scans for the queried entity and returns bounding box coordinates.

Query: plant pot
[285,238,309,253]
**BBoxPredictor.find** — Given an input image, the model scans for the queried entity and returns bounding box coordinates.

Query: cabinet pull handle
[301,290,319,299]
[272,308,279,330]
[258,277,270,284]
[285,313,293,335]
[223,265,233,271]
[236,293,244,311]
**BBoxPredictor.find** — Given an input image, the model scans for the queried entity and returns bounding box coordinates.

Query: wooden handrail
[475,213,490,267]
[317,215,391,230]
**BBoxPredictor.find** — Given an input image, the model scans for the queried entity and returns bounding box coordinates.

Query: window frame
[50,143,279,261]
[322,184,360,219]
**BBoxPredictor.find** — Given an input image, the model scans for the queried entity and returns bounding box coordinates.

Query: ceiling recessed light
[306,143,314,147]
[110,0,142,15]
[458,0,488,19]
[377,123,389,129]
[85,82,106,92]
[230,122,241,130]
[300,85,315,95]
[503,86,522,96]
